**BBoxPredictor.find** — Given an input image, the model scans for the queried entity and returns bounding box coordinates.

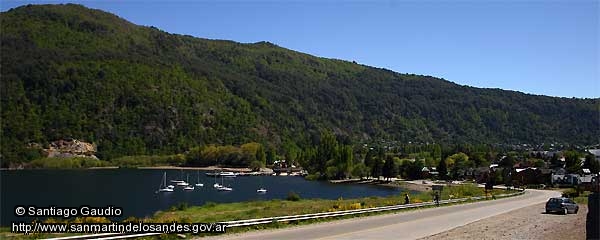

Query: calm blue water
[0,169,406,225]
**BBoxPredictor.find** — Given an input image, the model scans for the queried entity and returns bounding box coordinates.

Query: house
[530,151,560,159]
[421,167,439,178]
[472,167,491,183]
[552,173,581,186]
[512,167,544,185]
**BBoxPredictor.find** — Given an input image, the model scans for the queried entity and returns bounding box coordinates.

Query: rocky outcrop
[43,139,98,159]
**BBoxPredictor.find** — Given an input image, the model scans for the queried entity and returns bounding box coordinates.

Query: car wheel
[563,208,568,215]
[574,208,578,214]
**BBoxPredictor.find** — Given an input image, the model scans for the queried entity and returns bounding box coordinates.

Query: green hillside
[1,4,598,165]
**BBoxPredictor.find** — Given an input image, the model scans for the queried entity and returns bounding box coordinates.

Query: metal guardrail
[44,190,524,239]
[219,190,525,227]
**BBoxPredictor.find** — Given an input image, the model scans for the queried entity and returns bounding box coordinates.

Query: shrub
[203,202,217,208]
[286,191,301,201]
[170,202,189,211]
[305,173,320,181]
[29,157,110,169]
[562,188,579,198]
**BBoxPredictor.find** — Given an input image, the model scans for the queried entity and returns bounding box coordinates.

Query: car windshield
[549,198,562,203]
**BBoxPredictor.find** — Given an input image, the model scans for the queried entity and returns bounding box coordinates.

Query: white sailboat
[195,170,204,187]
[216,175,233,191]
[175,170,189,186]
[183,174,194,190]
[157,172,174,193]
[220,172,237,178]
[217,186,233,191]
[213,169,222,188]
[256,172,267,193]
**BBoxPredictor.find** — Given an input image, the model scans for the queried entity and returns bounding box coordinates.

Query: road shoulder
[419,202,587,240]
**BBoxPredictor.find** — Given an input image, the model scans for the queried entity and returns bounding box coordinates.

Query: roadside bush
[562,188,579,198]
[203,202,217,208]
[286,191,301,201]
[447,184,480,198]
[305,172,320,181]
[171,202,189,211]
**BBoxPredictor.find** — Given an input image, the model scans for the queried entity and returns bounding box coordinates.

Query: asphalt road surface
[208,189,561,240]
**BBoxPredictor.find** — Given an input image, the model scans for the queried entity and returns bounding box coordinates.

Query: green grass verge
[0,184,519,239]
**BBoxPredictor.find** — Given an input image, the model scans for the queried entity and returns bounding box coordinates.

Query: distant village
[16,138,600,190]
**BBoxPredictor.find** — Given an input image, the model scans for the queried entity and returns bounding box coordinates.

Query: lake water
[0,169,407,225]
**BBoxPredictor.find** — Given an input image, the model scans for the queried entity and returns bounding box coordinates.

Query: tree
[583,154,599,174]
[316,130,338,174]
[266,147,276,165]
[371,158,383,180]
[433,144,442,162]
[407,159,424,180]
[446,152,471,179]
[351,162,367,179]
[364,149,375,177]
[437,157,448,180]
[382,155,398,181]
[564,150,582,174]
[338,145,354,179]
[500,154,516,168]
[249,160,263,171]
[325,166,338,179]
[255,145,266,166]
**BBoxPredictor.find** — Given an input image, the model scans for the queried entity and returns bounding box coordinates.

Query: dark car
[545,197,579,215]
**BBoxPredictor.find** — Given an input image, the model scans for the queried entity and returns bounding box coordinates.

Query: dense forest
[1,4,598,166]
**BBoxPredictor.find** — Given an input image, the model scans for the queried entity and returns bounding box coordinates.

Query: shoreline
[329,178,433,192]
[136,166,254,172]
[0,166,257,172]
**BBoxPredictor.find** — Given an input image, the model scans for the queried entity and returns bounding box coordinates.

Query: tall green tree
[364,149,375,176]
[266,147,276,165]
[316,130,338,174]
[437,157,448,180]
[371,158,383,180]
[583,154,599,174]
[338,145,354,178]
[564,150,582,173]
[255,145,266,166]
[382,155,398,181]
[352,162,367,179]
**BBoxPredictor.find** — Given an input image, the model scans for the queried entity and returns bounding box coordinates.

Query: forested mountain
[1,4,598,164]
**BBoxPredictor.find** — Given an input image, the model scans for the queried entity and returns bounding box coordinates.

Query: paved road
[209,189,561,240]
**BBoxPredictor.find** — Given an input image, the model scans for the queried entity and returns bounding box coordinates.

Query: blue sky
[2,1,598,98]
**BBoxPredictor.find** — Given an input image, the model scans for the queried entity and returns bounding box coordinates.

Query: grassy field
[1,184,517,239]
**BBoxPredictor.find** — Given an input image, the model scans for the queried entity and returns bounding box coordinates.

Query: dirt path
[420,203,587,240]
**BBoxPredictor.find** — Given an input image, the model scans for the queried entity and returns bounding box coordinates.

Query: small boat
[215,174,231,191]
[183,185,194,191]
[177,181,189,186]
[195,170,204,187]
[256,174,267,193]
[220,172,237,178]
[173,169,189,186]
[157,172,174,193]
[178,174,190,187]
[212,169,221,188]
[217,186,233,191]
